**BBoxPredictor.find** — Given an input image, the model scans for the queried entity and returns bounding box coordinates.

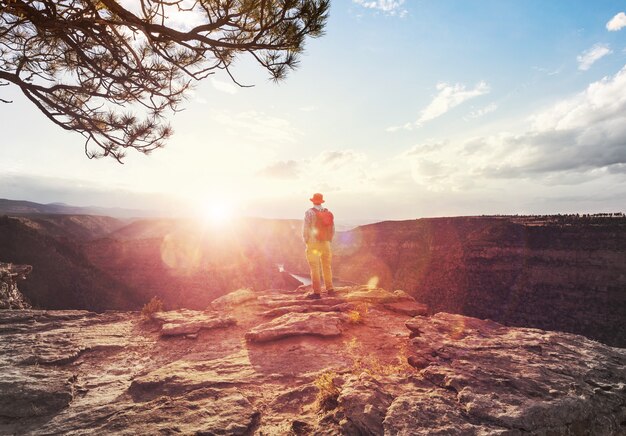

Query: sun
[204,202,233,224]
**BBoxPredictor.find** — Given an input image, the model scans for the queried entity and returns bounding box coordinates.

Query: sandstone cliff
[0,216,139,311]
[0,262,32,309]
[1,286,625,435]
[333,216,626,347]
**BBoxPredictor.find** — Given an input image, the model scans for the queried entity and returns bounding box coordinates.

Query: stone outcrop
[210,288,258,310]
[245,311,348,343]
[1,286,625,435]
[0,262,32,309]
[150,309,236,337]
[398,313,626,434]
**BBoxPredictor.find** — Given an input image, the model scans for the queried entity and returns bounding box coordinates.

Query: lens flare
[160,232,202,271]
[367,276,379,289]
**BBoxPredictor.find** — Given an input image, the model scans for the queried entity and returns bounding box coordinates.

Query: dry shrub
[347,310,363,324]
[314,370,340,412]
[347,303,369,325]
[141,296,164,320]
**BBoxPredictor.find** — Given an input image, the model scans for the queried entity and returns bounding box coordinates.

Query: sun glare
[203,201,233,224]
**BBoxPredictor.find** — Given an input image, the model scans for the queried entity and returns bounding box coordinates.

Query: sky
[2,0,626,222]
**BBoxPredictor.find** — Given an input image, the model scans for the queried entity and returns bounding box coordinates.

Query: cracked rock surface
[1,286,625,435]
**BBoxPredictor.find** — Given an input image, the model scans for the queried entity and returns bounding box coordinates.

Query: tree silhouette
[0,0,329,161]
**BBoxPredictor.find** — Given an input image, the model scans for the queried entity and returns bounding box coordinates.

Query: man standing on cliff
[302,193,335,299]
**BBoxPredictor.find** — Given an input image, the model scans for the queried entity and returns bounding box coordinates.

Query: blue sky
[2,1,626,221]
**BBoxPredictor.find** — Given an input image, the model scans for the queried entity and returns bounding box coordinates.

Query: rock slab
[395,313,626,434]
[151,309,236,336]
[211,288,258,310]
[245,311,348,343]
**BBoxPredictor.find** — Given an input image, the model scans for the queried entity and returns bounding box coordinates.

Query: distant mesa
[0,198,159,219]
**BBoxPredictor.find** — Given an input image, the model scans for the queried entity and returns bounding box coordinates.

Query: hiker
[302,193,335,299]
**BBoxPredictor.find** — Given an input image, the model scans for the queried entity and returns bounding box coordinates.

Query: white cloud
[577,44,612,71]
[211,78,238,95]
[607,12,626,31]
[530,64,626,132]
[399,63,626,192]
[466,103,498,119]
[352,0,407,16]
[388,81,490,131]
[257,149,371,192]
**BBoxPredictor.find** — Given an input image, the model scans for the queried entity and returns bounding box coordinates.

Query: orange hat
[310,193,325,204]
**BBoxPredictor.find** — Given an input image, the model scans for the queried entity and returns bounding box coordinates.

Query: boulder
[383,390,494,435]
[245,312,348,343]
[210,289,258,310]
[151,309,236,337]
[64,388,258,436]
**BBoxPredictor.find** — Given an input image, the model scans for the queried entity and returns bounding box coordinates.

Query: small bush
[141,296,164,320]
[347,310,363,324]
[347,303,368,324]
[314,370,340,412]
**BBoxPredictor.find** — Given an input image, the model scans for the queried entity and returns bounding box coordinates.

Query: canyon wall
[2,212,624,347]
[0,216,138,311]
[0,215,303,311]
[333,216,626,347]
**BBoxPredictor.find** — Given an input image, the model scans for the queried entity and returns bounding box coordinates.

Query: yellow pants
[306,241,333,293]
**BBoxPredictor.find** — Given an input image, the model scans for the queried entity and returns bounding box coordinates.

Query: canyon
[1,205,625,434]
[0,205,624,347]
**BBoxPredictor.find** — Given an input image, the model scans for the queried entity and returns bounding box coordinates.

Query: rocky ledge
[0,262,32,309]
[0,286,624,435]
